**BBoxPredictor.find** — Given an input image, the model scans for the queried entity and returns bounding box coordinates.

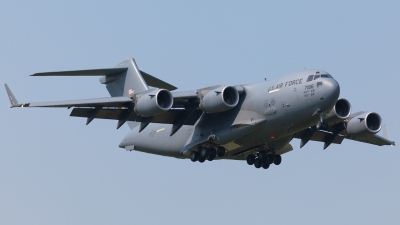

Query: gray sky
[1,1,399,224]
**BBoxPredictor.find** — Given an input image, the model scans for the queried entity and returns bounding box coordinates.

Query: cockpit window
[321,74,329,78]
[314,75,320,80]
[306,75,314,82]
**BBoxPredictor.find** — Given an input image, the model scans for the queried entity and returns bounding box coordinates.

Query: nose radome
[331,79,340,98]
[324,78,340,104]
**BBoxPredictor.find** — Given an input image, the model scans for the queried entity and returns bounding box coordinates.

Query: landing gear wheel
[190,151,199,162]
[258,151,267,162]
[246,155,255,165]
[217,146,226,157]
[207,148,217,161]
[200,147,210,159]
[254,158,261,168]
[262,162,270,169]
[266,154,275,164]
[199,147,209,163]
[274,154,282,165]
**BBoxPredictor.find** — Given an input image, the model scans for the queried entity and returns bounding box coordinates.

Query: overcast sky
[1,1,399,224]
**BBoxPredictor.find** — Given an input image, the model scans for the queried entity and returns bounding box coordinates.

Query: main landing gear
[190,146,226,163]
[246,151,282,170]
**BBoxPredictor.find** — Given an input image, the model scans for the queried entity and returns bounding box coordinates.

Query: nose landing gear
[316,111,328,130]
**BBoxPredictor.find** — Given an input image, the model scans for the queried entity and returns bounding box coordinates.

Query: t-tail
[27,58,176,129]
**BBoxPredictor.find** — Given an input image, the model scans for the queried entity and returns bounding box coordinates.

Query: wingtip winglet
[381,124,395,146]
[4,84,19,107]
[382,124,390,140]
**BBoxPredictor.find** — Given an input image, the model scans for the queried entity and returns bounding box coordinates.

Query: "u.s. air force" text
[268,78,303,92]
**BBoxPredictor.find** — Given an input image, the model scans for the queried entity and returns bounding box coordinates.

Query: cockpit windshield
[306,73,333,82]
[321,74,333,78]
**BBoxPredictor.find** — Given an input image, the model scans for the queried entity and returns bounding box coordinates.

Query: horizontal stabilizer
[31,67,177,91]
[31,68,128,76]
[140,71,177,91]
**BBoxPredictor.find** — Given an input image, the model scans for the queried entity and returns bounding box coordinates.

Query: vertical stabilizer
[101,58,149,97]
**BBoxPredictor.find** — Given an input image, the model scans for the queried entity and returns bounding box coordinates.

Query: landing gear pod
[135,89,173,117]
[199,86,239,113]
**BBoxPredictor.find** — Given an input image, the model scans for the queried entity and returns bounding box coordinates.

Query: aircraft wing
[15,96,133,108]
[5,84,201,130]
[294,111,395,149]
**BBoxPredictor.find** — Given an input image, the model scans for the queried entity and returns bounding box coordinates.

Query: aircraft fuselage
[120,69,340,159]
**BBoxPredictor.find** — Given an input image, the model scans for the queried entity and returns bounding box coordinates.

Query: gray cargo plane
[5,58,395,169]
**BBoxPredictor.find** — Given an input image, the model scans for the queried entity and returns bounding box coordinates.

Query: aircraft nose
[330,78,340,97]
[324,78,340,103]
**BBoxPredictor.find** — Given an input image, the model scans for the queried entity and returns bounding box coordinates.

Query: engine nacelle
[199,86,239,113]
[325,98,352,123]
[346,112,382,136]
[135,89,173,117]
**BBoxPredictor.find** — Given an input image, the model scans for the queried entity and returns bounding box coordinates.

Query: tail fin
[31,58,176,96]
[29,58,177,129]
[31,58,150,97]
[100,58,149,97]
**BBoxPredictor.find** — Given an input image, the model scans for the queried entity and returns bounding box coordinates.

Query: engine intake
[325,98,352,122]
[135,89,173,117]
[200,86,239,113]
[346,112,382,136]
[334,98,352,119]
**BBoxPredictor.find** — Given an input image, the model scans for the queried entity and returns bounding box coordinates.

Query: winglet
[4,84,21,107]
[382,124,395,146]
[382,124,390,140]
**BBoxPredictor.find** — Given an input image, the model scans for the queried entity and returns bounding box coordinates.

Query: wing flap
[70,108,134,120]
[294,130,345,144]
[70,108,203,125]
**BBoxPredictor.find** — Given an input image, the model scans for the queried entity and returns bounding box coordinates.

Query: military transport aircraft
[5,58,395,169]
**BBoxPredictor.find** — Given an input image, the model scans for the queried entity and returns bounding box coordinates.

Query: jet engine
[325,98,352,123]
[199,86,239,113]
[135,89,173,117]
[346,112,382,136]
